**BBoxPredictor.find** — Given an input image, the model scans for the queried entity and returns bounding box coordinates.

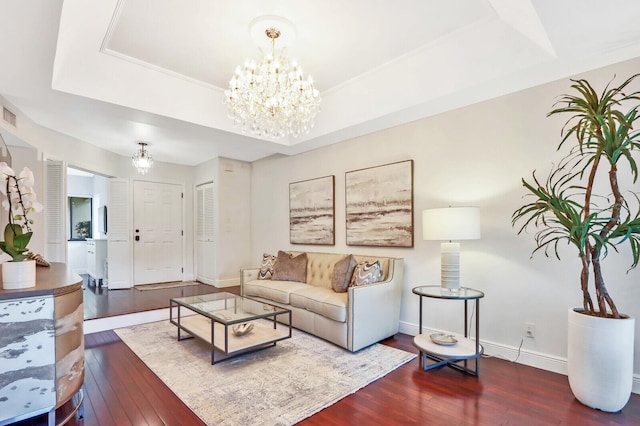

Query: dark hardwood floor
[82,278,238,320]
[19,282,640,425]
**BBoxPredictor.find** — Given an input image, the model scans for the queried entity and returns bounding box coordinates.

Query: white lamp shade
[422,207,481,241]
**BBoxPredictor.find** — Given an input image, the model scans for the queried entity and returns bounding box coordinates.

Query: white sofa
[241,251,404,352]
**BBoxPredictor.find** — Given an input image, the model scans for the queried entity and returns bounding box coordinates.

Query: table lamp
[422,206,480,291]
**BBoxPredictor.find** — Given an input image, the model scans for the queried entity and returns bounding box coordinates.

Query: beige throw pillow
[331,254,357,293]
[349,260,383,287]
[272,251,308,283]
[258,253,276,280]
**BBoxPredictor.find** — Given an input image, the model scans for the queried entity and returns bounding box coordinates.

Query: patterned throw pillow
[258,253,276,280]
[349,260,383,287]
[331,254,357,293]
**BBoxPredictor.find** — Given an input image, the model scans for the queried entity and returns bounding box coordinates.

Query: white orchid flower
[30,200,44,213]
[0,162,14,196]
[0,167,40,225]
[18,167,35,187]
[0,162,14,178]
[20,184,34,194]
[21,190,36,203]
[9,192,21,204]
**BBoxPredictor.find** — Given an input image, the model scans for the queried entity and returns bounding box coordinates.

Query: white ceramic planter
[567,308,635,412]
[2,260,36,289]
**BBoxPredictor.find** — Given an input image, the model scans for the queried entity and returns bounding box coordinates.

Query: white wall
[216,158,252,284]
[250,57,640,377]
[194,157,252,286]
[67,241,87,274]
[92,175,108,239]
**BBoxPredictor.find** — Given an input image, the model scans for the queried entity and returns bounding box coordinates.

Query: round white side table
[412,285,484,376]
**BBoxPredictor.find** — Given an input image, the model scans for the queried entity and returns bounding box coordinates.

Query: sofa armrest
[347,258,404,351]
[240,268,260,295]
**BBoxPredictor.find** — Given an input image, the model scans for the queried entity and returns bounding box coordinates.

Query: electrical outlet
[525,322,535,338]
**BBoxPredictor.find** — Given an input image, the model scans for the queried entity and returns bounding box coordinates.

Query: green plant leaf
[514,73,640,317]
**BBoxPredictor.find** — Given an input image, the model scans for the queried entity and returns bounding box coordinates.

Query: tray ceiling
[1,0,640,165]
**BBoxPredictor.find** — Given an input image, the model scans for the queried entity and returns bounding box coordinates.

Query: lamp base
[440,242,460,291]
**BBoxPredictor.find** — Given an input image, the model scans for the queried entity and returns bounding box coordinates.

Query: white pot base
[2,260,36,289]
[567,308,635,412]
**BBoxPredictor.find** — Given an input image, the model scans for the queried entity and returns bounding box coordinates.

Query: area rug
[134,281,200,291]
[115,320,416,425]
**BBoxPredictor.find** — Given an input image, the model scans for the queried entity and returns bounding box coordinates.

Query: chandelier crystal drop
[132,142,153,175]
[224,27,321,139]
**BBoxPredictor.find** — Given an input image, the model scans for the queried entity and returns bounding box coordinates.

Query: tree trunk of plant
[580,255,593,313]
[592,254,619,318]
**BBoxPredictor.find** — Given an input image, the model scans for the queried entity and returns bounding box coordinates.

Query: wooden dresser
[0,263,84,425]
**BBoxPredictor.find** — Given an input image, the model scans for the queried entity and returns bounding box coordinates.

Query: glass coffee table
[169,292,292,364]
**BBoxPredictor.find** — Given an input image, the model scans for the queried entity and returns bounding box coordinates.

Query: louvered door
[195,182,215,283]
[45,160,66,262]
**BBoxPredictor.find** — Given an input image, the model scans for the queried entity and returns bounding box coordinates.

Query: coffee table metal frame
[170,292,292,364]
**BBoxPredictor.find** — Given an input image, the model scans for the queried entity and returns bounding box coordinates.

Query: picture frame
[345,160,414,247]
[289,175,335,245]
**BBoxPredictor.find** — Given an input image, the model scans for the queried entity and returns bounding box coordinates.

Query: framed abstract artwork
[289,175,335,245]
[345,160,414,247]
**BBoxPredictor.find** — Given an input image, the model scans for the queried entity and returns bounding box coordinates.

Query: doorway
[66,167,109,277]
[133,180,183,285]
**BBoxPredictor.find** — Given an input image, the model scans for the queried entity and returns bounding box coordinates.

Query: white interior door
[133,181,183,285]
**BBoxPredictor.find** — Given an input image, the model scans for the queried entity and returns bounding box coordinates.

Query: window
[69,196,92,240]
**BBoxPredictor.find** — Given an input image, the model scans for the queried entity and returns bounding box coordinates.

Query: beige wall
[250,57,640,377]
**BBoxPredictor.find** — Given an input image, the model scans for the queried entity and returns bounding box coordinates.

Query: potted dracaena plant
[0,162,43,289]
[512,74,640,412]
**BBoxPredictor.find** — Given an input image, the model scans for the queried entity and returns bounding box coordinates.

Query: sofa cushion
[350,260,383,286]
[272,251,308,282]
[258,253,276,280]
[331,254,357,293]
[289,286,348,322]
[243,279,311,304]
[304,252,344,288]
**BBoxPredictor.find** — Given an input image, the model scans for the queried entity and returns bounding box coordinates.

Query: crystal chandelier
[132,142,153,175]
[224,27,321,139]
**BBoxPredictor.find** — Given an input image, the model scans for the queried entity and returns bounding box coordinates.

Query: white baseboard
[214,278,239,288]
[399,320,640,395]
[194,277,238,287]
